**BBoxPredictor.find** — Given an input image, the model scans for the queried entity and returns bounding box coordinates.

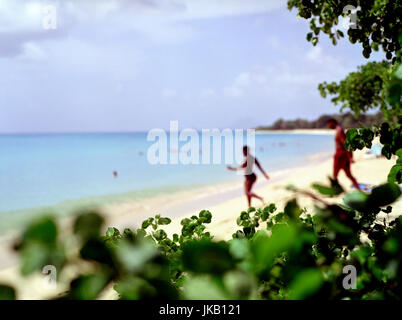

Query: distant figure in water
[113,171,118,178]
[227,145,270,207]
[326,119,361,191]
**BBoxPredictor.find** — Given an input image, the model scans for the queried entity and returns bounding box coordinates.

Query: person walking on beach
[326,119,361,191]
[227,145,270,207]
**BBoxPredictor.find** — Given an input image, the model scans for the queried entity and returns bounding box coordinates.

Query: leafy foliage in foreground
[1,179,401,300]
[287,0,401,62]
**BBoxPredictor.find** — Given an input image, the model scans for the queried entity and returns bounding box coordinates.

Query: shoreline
[0,150,333,234]
[0,151,332,271]
[105,152,333,231]
[0,148,400,299]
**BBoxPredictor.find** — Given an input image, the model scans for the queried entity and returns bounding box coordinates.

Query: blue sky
[0,0,384,133]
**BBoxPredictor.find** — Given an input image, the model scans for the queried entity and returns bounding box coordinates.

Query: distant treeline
[256,112,384,130]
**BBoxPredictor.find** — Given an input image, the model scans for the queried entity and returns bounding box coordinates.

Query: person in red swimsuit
[227,145,270,207]
[326,119,361,190]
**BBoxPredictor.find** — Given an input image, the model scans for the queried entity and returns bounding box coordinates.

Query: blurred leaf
[22,217,57,245]
[20,241,65,276]
[288,268,323,300]
[229,238,250,260]
[114,276,156,300]
[284,200,303,219]
[368,183,401,208]
[223,270,256,299]
[182,240,235,275]
[0,285,16,300]
[388,165,402,184]
[68,272,110,300]
[115,240,158,273]
[343,191,370,211]
[80,239,113,266]
[182,275,229,300]
[313,178,344,196]
[74,212,104,240]
[106,227,120,238]
[251,224,298,274]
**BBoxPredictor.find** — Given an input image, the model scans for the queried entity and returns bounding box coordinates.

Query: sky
[0,0,385,133]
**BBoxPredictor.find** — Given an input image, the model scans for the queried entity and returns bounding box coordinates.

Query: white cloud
[221,44,352,103]
[64,0,283,21]
[0,0,285,57]
[172,0,284,20]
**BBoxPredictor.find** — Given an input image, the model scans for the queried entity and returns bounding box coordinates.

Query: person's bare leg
[247,179,265,205]
[333,159,341,183]
[245,180,252,207]
[344,166,361,191]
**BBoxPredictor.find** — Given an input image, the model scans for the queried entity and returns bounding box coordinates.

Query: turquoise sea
[0,132,334,228]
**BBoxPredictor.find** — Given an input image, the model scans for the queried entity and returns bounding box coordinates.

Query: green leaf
[368,183,401,207]
[394,65,402,79]
[199,210,212,223]
[136,228,146,238]
[115,240,158,273]
[248,207,256,213]
[73,212,104,240]
[0,285,16,300]
[20,241,65,276]
[288,268,323,300]
[153,229,167,241]
[182,240,235,275]
[20,242,51,276]
[141,218,154,229]
[229,238,250,260]
[22,217,58,245]
[312,178,344,196]
[106,227,120,238]
[158,217,171,225]
[223,270,256,299]
[182,275,229,300]
[284,199,303,219]
[80,239,113,266]
[343,191,370,211]
[251,224,298,274]
[114,276,156,300]
[388,165,402,184]
[122,228,135,240]
[69,273,110,300]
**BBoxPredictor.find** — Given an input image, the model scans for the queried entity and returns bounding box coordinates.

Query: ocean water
[0,132,334,214]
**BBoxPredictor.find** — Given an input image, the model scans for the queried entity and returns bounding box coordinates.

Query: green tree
[287,0,402,62]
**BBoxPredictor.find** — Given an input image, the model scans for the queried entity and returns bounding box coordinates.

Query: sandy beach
[0,146,400,299]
